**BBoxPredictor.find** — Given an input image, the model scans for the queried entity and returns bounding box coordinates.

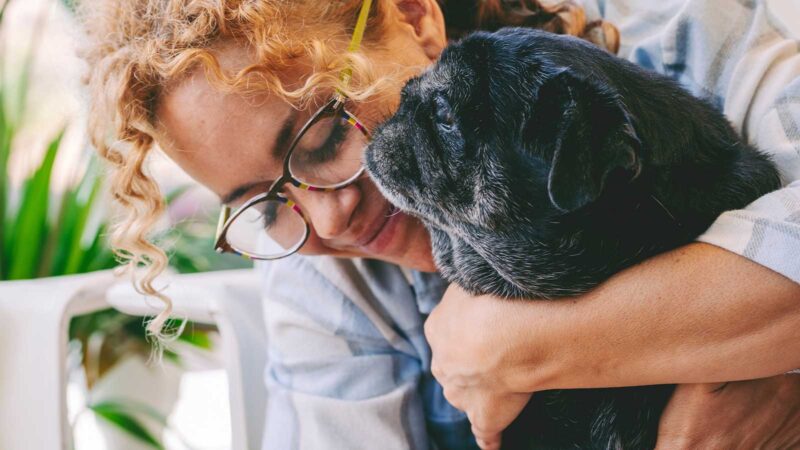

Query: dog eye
[434,95,456,129]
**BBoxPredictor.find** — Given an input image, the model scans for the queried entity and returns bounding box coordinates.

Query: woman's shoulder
[598,0,799,66]
[598,0,799,141]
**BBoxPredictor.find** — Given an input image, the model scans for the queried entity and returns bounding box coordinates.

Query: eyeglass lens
[288,114,368,188]
[225,199,308,259]
[225,111,368,258]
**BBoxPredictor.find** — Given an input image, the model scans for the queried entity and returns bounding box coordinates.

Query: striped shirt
[259,1,800,449]
[585,0,800,283]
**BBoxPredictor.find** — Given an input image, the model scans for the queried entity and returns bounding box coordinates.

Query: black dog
[365,28,781,450]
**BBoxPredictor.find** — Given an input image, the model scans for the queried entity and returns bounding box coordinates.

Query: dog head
[365,28,642,240]
[364,28,781,298]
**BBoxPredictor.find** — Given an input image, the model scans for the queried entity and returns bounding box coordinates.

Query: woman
[81,0,800,449]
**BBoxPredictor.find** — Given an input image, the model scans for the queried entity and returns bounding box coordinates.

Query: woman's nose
[287,184,361,240]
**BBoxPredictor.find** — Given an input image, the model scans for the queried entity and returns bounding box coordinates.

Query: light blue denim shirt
[259,256,478,450]
[260,1,800,448]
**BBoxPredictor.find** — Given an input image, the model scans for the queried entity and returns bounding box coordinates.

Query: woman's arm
[426,242,800,395]
[426,243,800,449]
[524,242,799,391]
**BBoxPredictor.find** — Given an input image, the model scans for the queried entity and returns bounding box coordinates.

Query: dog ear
[535,69,641,212]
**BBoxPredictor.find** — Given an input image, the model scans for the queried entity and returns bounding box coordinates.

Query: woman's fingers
[439,379,532,450]
[473,429,502,450]
[656,375,800,449]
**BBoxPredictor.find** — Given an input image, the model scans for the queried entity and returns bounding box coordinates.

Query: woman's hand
[656,375,800,449]
[425,284,546,449]
[424,284,557,398]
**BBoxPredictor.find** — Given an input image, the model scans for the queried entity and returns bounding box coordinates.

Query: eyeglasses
[214,97,370,259]
[214,0,373,260]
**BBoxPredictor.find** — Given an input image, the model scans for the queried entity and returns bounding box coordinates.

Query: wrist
[499,297,575,393]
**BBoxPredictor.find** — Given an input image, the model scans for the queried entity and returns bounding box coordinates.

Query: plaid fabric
[584,0,800,282]
[259,2,800,448]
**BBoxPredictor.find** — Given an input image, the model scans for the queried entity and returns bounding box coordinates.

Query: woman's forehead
[155,68,296,201]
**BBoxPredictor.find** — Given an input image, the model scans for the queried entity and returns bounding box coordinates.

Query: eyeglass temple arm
[215,205,232,253]
[335,0,373,100]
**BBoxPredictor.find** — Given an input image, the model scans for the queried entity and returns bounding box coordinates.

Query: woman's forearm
[511,242,800,392]
[425,242,800,448]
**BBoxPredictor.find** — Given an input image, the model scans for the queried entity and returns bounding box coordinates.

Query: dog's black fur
[364,28,782,450]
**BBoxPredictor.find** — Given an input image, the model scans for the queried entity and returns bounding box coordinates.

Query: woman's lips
[357,205,404,254]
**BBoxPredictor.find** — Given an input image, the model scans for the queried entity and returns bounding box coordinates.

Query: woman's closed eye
[298,118,349,164]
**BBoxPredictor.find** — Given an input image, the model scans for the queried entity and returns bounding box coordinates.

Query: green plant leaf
[7,130,63,279]
[177,327,213,349]
[91,399,169,427]
[39,154,89,276]
[82,225,118,273]
[63,164,103,275]
[45,182,80,275]
[90,402,164,450]
[51,155,117,275]
[0,96,10,279]
[0,0,15,26]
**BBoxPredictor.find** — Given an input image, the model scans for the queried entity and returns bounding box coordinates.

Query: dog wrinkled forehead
[404,44,480,105]
[415,30,568,112]
[415,63,450,94]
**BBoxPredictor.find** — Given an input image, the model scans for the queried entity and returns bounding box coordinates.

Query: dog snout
[365,120,422,191]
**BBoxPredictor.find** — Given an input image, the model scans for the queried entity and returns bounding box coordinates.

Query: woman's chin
[408,257,438,273]
[382,215,437,272]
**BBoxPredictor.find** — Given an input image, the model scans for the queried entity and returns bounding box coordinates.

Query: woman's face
[155,1,447,272]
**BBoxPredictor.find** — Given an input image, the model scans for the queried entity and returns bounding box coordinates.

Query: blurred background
[1,0,251,447]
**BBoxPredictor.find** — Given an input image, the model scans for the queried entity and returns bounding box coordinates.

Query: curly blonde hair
[80,0,617,338]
